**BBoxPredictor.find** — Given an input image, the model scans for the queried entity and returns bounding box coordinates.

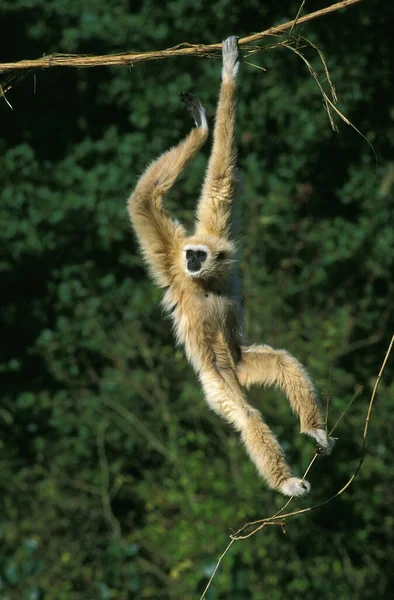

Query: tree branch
[0,1,362,73]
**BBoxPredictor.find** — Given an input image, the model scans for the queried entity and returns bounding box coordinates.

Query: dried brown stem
[199,522,285,600]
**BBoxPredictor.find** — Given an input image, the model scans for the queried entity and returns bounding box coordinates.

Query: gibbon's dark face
[182,237,236,280]
[186,248,207,273]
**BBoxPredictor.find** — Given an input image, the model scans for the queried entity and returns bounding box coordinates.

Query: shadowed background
[1,0,393,598]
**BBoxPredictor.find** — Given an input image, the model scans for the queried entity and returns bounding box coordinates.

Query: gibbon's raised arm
[128,95,209,287]
[195,36,240,239]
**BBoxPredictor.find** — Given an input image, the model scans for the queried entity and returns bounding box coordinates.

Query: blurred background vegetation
[1,0,393,598]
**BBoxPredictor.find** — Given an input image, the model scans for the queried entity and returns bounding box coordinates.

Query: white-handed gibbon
[128,36,334,496]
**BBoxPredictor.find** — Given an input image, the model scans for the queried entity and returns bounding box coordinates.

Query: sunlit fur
[127,37,334,497]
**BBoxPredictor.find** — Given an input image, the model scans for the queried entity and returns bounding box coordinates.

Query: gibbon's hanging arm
[0,0,362,97]
[127,36,335,497]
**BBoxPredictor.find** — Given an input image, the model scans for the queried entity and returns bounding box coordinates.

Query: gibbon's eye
[186,250,194,260]
[196,250,207,262]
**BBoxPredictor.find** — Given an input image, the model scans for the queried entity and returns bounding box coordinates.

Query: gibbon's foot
[306,427,336,456]
[316,437,336,455]
[179,92,208,129]
[279,477,311,498]
[222,36,240,79]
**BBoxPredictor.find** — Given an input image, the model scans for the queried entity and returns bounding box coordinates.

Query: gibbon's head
[181,235,236,281]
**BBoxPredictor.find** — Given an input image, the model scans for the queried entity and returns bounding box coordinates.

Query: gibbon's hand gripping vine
[128,36,335,497]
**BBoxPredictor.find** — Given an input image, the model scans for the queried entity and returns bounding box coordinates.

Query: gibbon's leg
[195,36,240,239]
[128,94,208,286]
[199,367,311,497]
[237,345,335,454]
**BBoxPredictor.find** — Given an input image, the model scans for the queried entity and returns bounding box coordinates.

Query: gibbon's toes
[306,428,336,456]
[222,36,240,76]
[179,92,207,128]
[280,477,311,498]
[316,436,336,456]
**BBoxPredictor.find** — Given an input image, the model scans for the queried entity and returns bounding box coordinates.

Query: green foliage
[1,0,394,598]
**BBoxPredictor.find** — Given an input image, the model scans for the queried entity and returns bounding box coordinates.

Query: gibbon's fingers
[222,35,240,80]
[179,92,208,129]
[280,477,311,498]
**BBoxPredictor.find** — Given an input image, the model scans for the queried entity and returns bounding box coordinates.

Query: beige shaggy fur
[128,36,334,497]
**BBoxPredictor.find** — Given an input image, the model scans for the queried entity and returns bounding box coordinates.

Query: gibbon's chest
[162,287,238,362]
